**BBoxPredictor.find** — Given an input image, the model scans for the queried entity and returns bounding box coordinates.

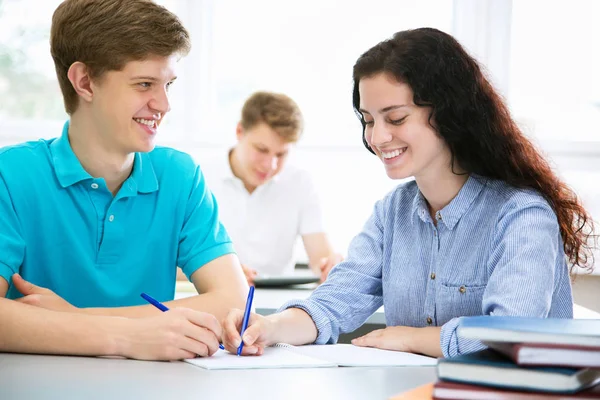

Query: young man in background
[199,91,343,284]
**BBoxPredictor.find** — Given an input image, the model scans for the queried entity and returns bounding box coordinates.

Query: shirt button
[459,285,466,294]
[436,212,442,220]
[426,317,433,325]
[91,183,99,189]
[430,272,436,280]
[108,215,115,222]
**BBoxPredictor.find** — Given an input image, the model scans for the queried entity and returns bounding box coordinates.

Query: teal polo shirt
[0,122,234,307]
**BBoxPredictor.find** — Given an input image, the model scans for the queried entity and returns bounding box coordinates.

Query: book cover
[436,349,600,393]
[433,380,600,400]
[486,341,600,368]
[456,317,600,347]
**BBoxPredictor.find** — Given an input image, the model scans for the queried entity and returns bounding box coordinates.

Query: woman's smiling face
[359,72,452,181]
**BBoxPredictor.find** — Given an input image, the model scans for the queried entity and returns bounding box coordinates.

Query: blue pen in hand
[237,285,255,356]
[140,292,225,350]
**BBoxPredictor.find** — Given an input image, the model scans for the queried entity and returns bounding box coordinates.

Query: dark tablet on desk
[253,275,320,288]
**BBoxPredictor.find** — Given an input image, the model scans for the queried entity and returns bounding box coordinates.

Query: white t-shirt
[201,152,325,276]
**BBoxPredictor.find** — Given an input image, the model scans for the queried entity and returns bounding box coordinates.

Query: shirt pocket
[436,282,486,325]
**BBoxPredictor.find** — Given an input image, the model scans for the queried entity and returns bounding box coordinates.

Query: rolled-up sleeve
[177,166,235,278]
[279,199,386,343]
[440,201,573,357]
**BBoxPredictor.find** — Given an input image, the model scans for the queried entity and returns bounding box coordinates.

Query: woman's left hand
[351,326,416,352]
[351,325,443,357]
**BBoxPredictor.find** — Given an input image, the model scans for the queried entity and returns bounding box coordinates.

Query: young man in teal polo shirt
[0,0,247,360]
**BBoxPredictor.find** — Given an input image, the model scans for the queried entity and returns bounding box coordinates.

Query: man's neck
[69,113,134,195]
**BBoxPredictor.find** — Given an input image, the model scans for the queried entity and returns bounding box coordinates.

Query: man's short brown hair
[51,0,191,114]
[240,92,304,142]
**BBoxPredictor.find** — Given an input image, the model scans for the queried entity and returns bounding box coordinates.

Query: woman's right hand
[221,308,276,356]
[116,307,222,361]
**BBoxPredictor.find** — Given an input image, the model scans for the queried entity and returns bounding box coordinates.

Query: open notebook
[184,343,438,370]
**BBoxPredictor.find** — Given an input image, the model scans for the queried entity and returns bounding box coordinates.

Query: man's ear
[67,61,94,104]
[235,122,245,141]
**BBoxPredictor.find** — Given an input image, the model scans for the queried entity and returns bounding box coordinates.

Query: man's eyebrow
[130,76,178,81]
[130,76,159,81]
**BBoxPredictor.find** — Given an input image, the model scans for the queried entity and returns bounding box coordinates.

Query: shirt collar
[222,148,281,187]
[50,121,93,188]
[412,174,487,230]
[50,120,158,194]
[221,149,238,182]
[128,152,159,194]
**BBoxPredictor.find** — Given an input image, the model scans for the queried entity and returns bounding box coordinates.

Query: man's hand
[317,253,344,282]
[12,273,78,313]
[118,307,223,360]
[241,264,258,285]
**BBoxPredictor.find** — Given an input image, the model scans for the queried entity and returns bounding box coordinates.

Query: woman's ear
[67,61,94,104]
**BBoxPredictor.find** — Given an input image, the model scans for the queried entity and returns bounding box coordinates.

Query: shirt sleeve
[279,199,386,343]
[177,165,235,279]
[440,200,572,357]
[298,171,325,235]
[0,174,24,287]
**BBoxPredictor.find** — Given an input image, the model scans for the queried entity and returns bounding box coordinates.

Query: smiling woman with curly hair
[220,27,596,360]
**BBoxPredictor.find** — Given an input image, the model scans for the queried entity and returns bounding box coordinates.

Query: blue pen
[237,285,255,356]
[141,292,169,311]
[140,292,224,350]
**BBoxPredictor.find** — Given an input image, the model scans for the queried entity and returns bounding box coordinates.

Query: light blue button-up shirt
[0,121,234,307]
[281,175,573,357]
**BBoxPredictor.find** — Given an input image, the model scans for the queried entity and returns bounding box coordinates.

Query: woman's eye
[389,117,406,125]
[364,120,374,126]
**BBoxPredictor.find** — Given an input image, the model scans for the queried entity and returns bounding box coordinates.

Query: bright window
[206,0,453,147]
[509,0,600,147]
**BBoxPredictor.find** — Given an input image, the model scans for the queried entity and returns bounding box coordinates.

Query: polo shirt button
[426,317,433,325]
[91,183,99,189]
[459,285,466,294]
[108,215,115,222]
[430,272,436,280]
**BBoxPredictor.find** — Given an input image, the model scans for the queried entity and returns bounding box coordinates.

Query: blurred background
[0,0,598,309]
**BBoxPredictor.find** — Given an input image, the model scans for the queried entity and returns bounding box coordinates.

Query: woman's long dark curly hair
[352,28,595,274]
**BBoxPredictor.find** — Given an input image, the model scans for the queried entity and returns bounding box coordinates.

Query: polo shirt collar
[50,120,158,194]
[128,152,158,194]
[50,121,93,188]
[412,174,487,230]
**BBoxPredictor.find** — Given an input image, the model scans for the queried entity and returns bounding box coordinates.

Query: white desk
[0,353,436,400]
[574,303,600,319]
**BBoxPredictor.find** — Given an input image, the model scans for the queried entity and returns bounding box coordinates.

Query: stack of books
[433,317,600,399]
